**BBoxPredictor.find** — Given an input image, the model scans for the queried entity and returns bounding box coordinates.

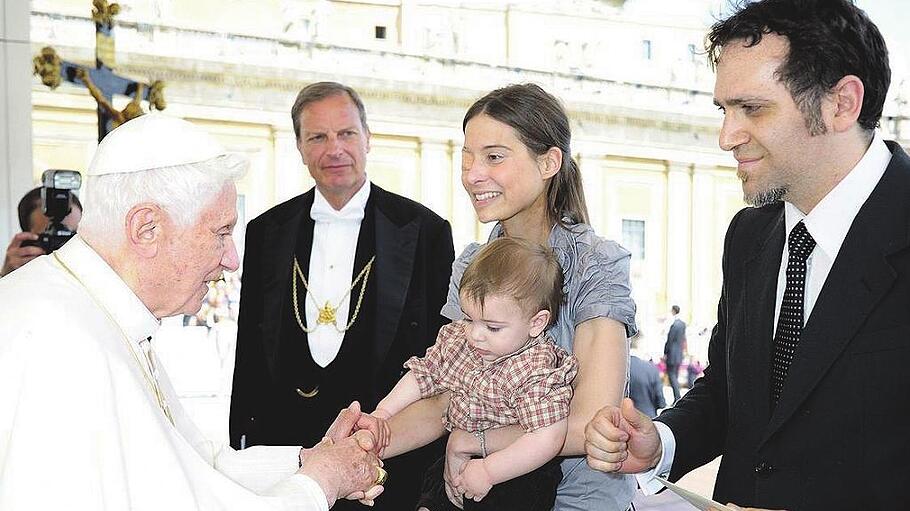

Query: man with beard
[585,1,910,509]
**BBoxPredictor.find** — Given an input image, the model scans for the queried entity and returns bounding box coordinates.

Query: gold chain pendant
[291,255,375,334]
[317,301,337,325]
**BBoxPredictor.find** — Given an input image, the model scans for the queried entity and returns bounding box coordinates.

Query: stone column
[1,0,34,242]
[690,165,720,328]
[665,161,693,318]
[273,128,310,206]
[418,137,452,219]
[577,151,606,232]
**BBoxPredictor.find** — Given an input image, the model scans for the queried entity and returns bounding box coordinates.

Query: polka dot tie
[771,220,816,404]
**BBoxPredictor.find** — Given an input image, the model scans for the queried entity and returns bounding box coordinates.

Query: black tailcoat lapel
[260,191,314,380]
[371,185,420,375]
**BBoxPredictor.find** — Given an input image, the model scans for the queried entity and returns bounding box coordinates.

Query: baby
[373,237,578,510]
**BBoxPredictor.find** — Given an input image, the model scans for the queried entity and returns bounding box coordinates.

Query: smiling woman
[384,84,638,511]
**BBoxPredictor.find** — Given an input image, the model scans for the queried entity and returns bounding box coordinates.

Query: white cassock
[0,236,328,511]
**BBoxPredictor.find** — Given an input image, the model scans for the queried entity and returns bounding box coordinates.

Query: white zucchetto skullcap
[87,113,229,176]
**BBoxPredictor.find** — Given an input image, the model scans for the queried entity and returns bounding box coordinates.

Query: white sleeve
[264,474,329,511]
[215,444,329,511]
[635,421,676,495]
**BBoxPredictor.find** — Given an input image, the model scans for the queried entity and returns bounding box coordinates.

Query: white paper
[655,476,737,511]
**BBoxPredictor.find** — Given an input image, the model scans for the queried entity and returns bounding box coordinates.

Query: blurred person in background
[1,186,82,277]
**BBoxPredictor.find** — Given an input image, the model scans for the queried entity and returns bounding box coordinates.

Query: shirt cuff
[635,421,676,495]
[264,473,330,511]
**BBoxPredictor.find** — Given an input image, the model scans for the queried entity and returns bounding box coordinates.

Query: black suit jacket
[664,318,686,366]
[656,142,910,510]
[229,183,453,505]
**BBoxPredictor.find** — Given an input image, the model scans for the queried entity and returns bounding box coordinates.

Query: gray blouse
[441,221,638,511]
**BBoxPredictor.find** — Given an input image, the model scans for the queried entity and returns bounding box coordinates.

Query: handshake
[296,401,392,508]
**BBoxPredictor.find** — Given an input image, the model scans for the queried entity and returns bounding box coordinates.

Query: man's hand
[298,430,384,508]
[585,397,662,474]
[324,401,364,442]
[1,233,43,277]
[300,402,366,466]
[453,459,492,503]
[342,430,385,506]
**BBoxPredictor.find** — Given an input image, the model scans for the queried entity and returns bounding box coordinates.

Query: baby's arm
[370,323,465,458]
[357,372,421,455]
[374,371,422,418]
[456,418,568,499]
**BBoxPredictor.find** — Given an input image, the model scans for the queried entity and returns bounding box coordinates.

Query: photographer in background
[1,186,82,277]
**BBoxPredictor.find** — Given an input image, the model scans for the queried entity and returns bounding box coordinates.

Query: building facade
[26,0,910,358]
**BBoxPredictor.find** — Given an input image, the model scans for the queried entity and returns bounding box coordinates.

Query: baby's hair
[460,237,564,326]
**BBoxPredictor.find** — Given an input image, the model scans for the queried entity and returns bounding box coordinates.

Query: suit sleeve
[230,219,270,449]
[654,209,746,480]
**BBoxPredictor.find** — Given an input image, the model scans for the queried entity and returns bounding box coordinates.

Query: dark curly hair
[707,0,890,135]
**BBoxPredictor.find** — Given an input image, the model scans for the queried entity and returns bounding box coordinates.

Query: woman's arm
[381,391,451,459]
[563,316,627,455]
[448,317,628,458]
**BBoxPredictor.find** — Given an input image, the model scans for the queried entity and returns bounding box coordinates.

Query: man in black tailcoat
[230,82,454,510]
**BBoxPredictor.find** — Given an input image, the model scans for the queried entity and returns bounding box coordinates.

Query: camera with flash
[23,169,82,253]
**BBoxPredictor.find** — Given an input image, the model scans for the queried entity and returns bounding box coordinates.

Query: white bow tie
[310,198,365,223]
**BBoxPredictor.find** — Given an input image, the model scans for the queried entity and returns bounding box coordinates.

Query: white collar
[54,235,160,345]
[785,132,892,259]
[311,180,371,223]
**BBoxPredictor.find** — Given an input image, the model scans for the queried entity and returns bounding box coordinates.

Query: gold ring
[373,466,388,486]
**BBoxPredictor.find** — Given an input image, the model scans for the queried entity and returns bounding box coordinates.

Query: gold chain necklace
[291,255,375,333]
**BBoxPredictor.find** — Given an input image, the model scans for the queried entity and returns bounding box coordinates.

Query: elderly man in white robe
[0,114,386,510]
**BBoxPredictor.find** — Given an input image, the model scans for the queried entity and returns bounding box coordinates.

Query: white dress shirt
[638,133,893,494]
[0,236,327,510]
[305,181,371,367]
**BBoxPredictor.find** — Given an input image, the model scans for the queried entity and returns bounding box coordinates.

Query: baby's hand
[357,410,391,457]
[454,459,493,503]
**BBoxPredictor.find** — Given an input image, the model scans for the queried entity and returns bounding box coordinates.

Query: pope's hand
[2,232,44,277]
[297,431,384,508]
[585,397,662,474]
[343,430,385,506]
[323,401,364,442]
